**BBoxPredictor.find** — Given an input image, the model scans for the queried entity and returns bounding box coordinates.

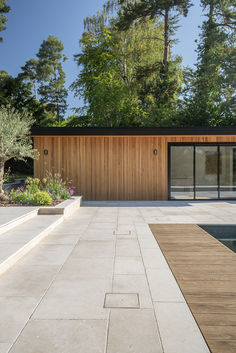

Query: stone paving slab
[106,309,163,353]
[0,207,37,228]
[1,201,235,352]
[154,302,210,353]
[9,319,107,353]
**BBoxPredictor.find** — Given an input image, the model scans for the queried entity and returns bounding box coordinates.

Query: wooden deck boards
[150,224,236,353]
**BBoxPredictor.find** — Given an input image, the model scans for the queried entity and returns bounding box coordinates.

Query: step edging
[0,209,39,236]
[0,215,64,276]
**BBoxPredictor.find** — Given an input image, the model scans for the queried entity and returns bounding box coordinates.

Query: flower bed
[9,174,74,206]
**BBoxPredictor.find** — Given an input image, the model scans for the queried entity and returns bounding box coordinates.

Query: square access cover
[104,293,140,308]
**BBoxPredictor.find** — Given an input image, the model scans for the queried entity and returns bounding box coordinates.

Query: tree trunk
[56,93,60,123]
[34,79,37,100]
[163,8,170,69]
[123,36,128,85]
[0,160,8,201]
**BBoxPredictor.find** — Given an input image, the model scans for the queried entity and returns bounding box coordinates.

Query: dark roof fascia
[31,126,236,136]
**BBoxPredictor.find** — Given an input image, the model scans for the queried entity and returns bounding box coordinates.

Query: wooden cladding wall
[33,135,236,200]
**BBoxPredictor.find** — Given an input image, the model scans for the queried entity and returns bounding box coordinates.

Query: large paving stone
[32,278,111,320]
[146,268,185,302]
[0,264,59,298]
[113,275,153,308]
[154,302,210,353]
[114,256,145,275]
[9,319,107,353]
[106,309,163,353]
[0,297,37,343]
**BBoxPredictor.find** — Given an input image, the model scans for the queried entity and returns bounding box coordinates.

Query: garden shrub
[9,173,74,205]
[33,191,53,205]
[41,172,74,200]
[10,189,52,205]
[10,189,35,205]
[25,177,41,193]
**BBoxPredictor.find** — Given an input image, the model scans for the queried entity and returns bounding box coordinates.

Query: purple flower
[69,188,74,196]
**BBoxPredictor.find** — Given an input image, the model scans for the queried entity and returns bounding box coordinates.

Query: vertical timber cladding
[33,135,236,201]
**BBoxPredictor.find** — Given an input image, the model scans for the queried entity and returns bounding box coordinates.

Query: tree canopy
[0,106,38,199]
[0,0,10,42]
[0,0,235,127]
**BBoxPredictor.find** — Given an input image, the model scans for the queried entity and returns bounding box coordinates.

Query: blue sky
[1,0,203,116]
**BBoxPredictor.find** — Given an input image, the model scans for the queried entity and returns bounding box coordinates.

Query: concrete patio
[0,201,236,353]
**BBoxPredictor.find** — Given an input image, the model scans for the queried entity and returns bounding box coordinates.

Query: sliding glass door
[169,144,236,200]
[170,146,194,199]
[220,146,236,199]
[195,146,218,199]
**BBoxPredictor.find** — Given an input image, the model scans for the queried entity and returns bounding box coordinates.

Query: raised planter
[37,196,82,217]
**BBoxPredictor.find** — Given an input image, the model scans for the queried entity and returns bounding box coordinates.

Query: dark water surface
[199,225,236,253]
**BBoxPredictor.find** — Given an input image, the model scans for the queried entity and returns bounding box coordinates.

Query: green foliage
[181,0,236,126]
[0,106,38,197]
[0,71,33,109]
[71,3,185,126]
[0,70,59,126]
[0,106,38,163]
[0,1,234,128]
[0,0,10,42]
[33,191,53,205]
[41,172,73,200]
[10,188,53,206]
[36,35,68,120]
[9,173,74,205]
[19,58,39,99]
[25,177,40,193]
[64,114,91,127]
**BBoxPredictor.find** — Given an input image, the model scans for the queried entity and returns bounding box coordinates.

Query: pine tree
[36,35,68,121]
[182,0,236,126]
[115,0,192,69]
[0,0,10,42]
[19,59,39,99]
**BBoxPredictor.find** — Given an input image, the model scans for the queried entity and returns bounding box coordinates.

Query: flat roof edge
[31,127,236,136]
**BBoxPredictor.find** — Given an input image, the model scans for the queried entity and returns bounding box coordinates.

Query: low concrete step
[0,208,38,235]
[0,215,64,276]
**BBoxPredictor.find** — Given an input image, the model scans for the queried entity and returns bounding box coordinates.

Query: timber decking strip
[150,224,236,353]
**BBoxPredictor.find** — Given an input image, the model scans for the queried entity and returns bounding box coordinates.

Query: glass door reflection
[220,146,236,199]
[170,146,194,199]
[195,146,218,199]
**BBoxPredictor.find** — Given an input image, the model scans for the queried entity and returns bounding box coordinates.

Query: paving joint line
[134,208,165,353]
[6,208,98,353]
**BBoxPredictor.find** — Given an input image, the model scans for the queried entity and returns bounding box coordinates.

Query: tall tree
[111,0,190,125]
[0,70,33,109]
[19,59,39,99]
[0,71,58,127]
[72,11,167,126]
[182,0,236,126]
[36,35,68,121]
[0,0,10,42]
[115,0,192,69]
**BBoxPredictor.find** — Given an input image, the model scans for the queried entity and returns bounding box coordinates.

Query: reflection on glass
[170,146,194,199]
[220,146,236,199]
[195,146,218,199]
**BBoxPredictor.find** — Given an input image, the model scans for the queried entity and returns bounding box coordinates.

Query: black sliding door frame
[168,142,236,201]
